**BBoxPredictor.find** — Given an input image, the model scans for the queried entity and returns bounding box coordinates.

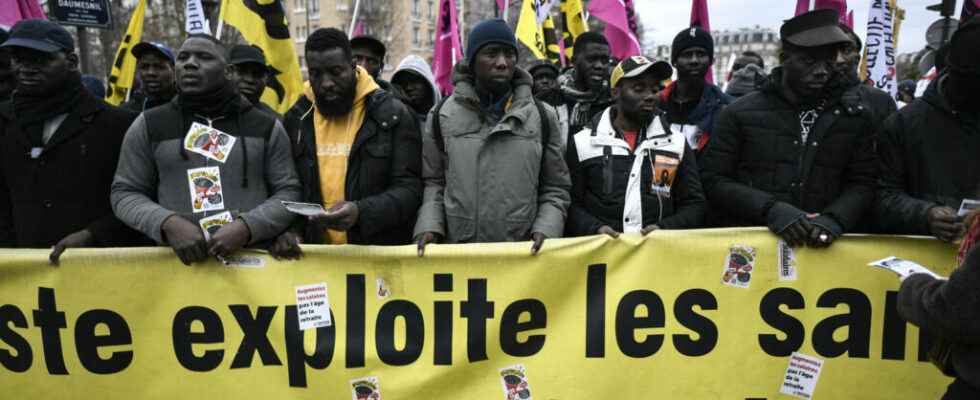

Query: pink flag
[795,0,810,16]
[351,21,364,37]
[0,0,46,29]
[496,0,506,13]
[690,0,714,83]
[963,0,979,21]
[846,10,854,28]
[588,0,641,59]
[814,0,845,16]
[433,0,463,97]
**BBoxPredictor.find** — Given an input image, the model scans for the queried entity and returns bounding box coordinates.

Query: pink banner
[690,0,714,83]
[433,0,464,97]
[795,0,810,16]
[588,0,641,59]
[846,10,854,29]
[0,0,46,29]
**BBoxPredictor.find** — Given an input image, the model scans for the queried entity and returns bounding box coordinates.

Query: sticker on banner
[220,255,266,268]
[650,152,680,198]
[869,256,945,280]
[350,376,381,400]
[295,283,332,330]
[187,166,224,213]
[499,364,532,400]
[778,240,798,281]
[184,122,236,163]
[958,199,980,217]
[722,244,755,288]
[779,352,825,399]
[198,211,233,241]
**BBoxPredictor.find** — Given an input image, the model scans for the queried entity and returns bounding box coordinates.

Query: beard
[315,76,357,117]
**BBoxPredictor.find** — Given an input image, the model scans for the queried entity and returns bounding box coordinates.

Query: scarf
[176,80,242,119]
[559,68,611,130]
[12,71,84,147]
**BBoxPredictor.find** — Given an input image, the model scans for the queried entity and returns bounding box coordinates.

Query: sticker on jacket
[499,364,532,400]
[198,211,233,241]
[350,376,381,400]
[184,122,236,163]
[650,151,680,197]
[187,166,225,213]
[722,245,756,288]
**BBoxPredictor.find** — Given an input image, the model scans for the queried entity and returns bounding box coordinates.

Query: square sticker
[350,376,381,400]
[722,245,756,288]
[499,364,532,400]
[198,211,233,241]
[295,283,332,330]
[187,166,225,213]
[184,122,237,163]
[779,352,824,399]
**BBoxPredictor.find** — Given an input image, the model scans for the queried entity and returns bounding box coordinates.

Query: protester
[284,28,421,248]
[896,79,916,107]
[876,19,980,242]
[662,26,733,155]
[228,44,278,116]
[701,9,877,247]
[350,35,391,90]
[836,23,897,130]
[122,41,176,112]
[414,19,570,255]
[566,56,705,237]
[0,28,13,103]
[0,19,147,264]
[111,34,300,265]
[390,54,440,124]
[558,31,613,138]
[527,59,569,147]
[734,51,765,72]
[725,52,768,98]
[898,207,980,399]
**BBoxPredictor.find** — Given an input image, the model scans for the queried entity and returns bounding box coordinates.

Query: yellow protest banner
[0,229,957,399]
[560,0,587,59]
[218,0,303,114]
[105,0,146,106]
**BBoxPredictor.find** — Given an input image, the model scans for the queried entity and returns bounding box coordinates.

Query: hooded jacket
[391,55,441,123]
[413,64,571,243]
[875,75,980,235]
[660,80,734,155]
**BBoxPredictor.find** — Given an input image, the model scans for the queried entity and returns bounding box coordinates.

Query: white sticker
[778,240,798,281]
[721,245,755,288]
[295,283,332,330]
[187,166,225,213]
[198,211,233,241]
[869,256,945,280]
[499,364,532,400]
[281,200,327,217]
[350,376,381,400]
[779,352,824,399]
[220,255,266,268]
[184,122,237,163]
[30,147,43,159]
[958,199,980,217]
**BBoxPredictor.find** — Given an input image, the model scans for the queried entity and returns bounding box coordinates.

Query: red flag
[846,10,854,28]
[690,0,714,83]
[432,0,463,97]
[795,0,810,16]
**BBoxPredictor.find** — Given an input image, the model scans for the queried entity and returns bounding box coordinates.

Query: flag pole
[349,0,362,37]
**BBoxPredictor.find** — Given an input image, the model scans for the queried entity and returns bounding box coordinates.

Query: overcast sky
[636,0,963,56]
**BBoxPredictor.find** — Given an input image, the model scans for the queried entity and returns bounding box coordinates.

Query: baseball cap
[780,9,851,48]
[131,41,175,64]
[610,56,672,88]
[1,19,74,53]
[228,44,268,68]
[350,35,387,58]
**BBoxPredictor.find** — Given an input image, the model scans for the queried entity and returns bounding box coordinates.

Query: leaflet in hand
[281,201,328,217]
[868,256,945,280]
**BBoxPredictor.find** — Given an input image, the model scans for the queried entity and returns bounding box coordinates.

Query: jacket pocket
[445,210,475,243]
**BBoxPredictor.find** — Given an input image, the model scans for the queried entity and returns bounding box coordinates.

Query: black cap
[780,9,851,48]
[1,19,74,53]
[350,35,386,58]
[228,44,268,69]
[132,42,175,63]
[528,60,560,76]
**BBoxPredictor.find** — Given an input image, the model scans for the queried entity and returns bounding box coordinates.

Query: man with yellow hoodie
[281,28,421,252]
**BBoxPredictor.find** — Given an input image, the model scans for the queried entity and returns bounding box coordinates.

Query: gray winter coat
[413,65,571,243]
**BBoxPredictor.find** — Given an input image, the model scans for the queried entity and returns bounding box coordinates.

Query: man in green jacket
[414,19,571,255]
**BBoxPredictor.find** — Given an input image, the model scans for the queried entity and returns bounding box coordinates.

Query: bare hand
[309,201,360,231]
[416,231,440,257]
[530,232,547,255]
[641,225,660,235]
[927,206,962,242]
[162,215,208,266]
[597,225,620,238]
[269,231,303,260]
[209,220,251,258]
[49,229,94,266]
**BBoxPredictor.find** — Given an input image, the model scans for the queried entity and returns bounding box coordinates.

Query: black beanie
[465,19,517,67]
[671,26,714,63]
[947,17,980,73]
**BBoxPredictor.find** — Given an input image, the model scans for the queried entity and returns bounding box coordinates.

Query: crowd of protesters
[1,10,980,396]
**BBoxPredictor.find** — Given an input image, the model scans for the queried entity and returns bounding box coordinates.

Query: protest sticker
[187,166,224,213]
[722,244,755,288]
[650,151,680,198]
[350,376,381,400]
[295,283,331,330]
[779,352,825,399]
[500,365,532,400]
[184,122,236,163]
[778,240,798,281]
[198,211,233,241]
[220,254,266,269]
[958,199,980,217]
[869,256,944,280]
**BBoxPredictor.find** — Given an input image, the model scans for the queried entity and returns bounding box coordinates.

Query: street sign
[50,0,113,29]
[925,18,958,47]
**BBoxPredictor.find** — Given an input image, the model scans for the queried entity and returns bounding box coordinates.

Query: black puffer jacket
[875,76,980,235]
[700,68,878,234]
[284,90,422,245]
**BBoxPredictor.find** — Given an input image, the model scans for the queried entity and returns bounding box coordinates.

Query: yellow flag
[543,14,561,65]
[516,0,547,59]
[219,0,303,114]
[105,0,146,106]
[560,0,587,59]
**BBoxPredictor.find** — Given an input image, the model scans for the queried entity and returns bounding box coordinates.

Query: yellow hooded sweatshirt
[303,66,379,244]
